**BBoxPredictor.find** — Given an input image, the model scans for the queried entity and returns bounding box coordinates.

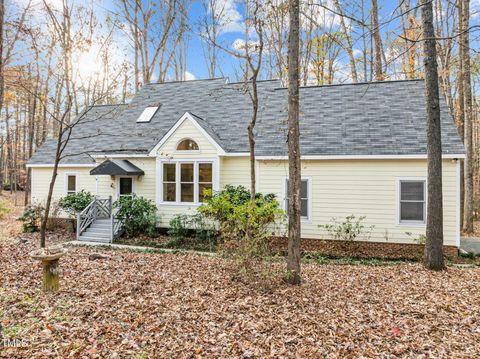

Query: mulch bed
[1,233,480,357]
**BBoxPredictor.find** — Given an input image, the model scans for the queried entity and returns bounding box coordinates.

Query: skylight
[136,105,160,123]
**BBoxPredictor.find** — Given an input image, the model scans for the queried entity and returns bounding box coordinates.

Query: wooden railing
[77,198,99,238]
[76,196,116,240]
[111,207,125,241]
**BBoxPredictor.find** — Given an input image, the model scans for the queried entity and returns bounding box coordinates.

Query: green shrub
[318,215,374,241]
[18,204,44,233]
[58,190,94,215]
[168,214,190,245]
[199,185,286,281]
[113,196,157,237]
[405,232,427,244]
[168,213,217,250]
[0,200,10,219]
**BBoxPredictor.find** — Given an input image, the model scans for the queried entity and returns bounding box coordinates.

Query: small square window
[399,180,426,223]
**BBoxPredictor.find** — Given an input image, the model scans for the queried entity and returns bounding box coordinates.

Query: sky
[9,0,480,83]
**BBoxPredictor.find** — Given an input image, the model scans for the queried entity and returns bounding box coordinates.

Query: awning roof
[90,159,145,176]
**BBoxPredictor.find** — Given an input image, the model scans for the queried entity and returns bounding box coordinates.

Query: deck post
[76,213,80,240]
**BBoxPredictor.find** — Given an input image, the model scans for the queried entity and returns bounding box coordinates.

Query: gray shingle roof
[28,78,464,165]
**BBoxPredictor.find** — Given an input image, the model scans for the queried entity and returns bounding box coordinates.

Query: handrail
[110,206,124,242]
[79,198,96,217]
[77,196,113,240]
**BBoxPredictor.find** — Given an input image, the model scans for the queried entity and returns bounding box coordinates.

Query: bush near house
[318,215,375,242]
[198,185,286,283]
[168,213,217,251]
[58,190,94,215]
[198,185,285,246]
[113,196,157,237]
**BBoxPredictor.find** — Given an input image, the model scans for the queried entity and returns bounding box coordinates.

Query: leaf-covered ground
[1,193,480,358]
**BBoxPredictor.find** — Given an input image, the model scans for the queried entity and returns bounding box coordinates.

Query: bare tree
[422,0,444,270]
[372,0,383,80]
[202,0,264,200]
[286,0,301,285]
[118,0,189,85]
[461,0,474,233]
[199,0,226,78]
[332,0,358,82]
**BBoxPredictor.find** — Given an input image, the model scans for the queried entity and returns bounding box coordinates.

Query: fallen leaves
[1,194,480,357]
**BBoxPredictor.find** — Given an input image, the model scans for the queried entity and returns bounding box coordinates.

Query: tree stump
[30,246,67,292]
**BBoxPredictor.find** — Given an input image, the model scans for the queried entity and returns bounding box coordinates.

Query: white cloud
[353,48,362,58]
[231,38,263,54]
[301,0,347,30]
[209,0,244,33]
[185,71,196,81]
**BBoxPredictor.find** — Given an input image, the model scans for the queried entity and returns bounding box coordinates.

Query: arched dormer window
[176,139,199,151]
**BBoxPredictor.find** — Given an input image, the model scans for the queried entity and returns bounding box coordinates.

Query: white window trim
[64,172,78,195]
[157,158,219,206]
[396,177,427,226]
[116,176,136,199]
[283,177,312,223]
[174,137,201,154]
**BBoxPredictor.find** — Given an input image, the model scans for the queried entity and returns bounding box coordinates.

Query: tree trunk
[39,124,64,248]
[421,0,444,270]
[457,0,465,140]
[0,0,3,195]
[461,0,474,234]
[286,0,301,285]
[371,0,383,81]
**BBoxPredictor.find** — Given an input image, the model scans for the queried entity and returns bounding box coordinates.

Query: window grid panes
[180,163,194,202]
[399,180,426,223]
[162,162,214,203]
[163,163,176,202]
[285,179,309,219]
[67,175,76,195]
[198,163,213,202]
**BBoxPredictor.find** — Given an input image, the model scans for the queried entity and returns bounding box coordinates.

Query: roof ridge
[144,77,227,86]
[272,78,424,91]
[226,79,282,85]
[89,103,127,108]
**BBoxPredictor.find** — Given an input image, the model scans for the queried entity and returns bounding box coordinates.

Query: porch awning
[90,159,145,176]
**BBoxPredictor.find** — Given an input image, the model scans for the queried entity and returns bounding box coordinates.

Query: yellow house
[27,79,464,251]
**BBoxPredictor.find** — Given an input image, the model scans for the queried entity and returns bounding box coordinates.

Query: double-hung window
[163,164,177,202]
[285,178,310,220]
[398,179,426,224]
[65,174,77,195]
[162,162,213,203]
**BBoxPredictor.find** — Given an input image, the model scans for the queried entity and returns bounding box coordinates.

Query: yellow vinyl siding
[31,167,96,206]
[30,140,459,246]
[31,158,157,213]
[156,119,218,158]
[256,159,457,246]
[220,156,251,188]
[154,118,221,226]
